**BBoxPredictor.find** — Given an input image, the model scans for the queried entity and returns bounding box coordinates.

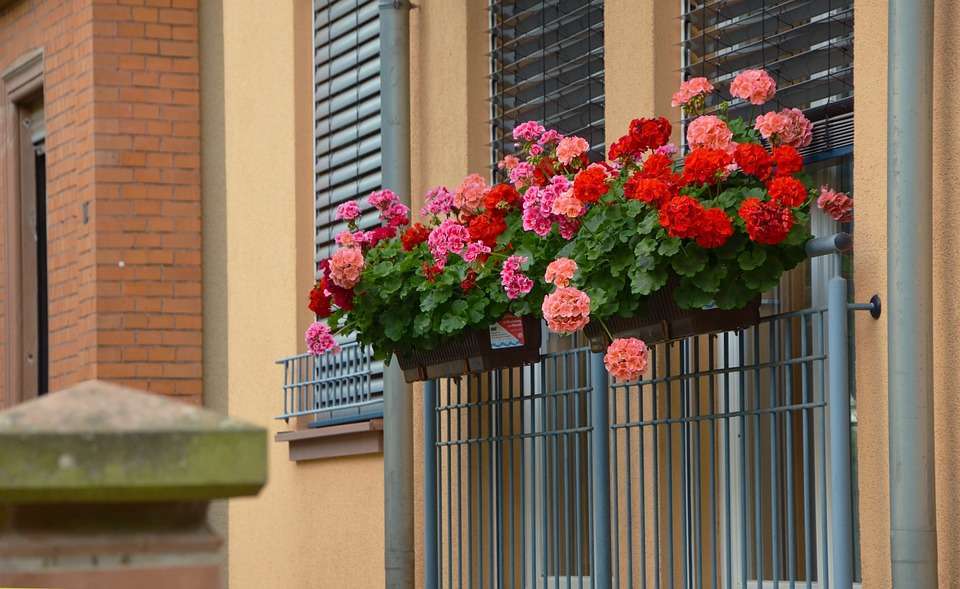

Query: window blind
[489,0,606,177]
[313,0,383,411]
[682,0,853,158]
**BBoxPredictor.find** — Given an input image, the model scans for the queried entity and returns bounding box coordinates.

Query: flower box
[396,315,541,382]
[582,287,760,352]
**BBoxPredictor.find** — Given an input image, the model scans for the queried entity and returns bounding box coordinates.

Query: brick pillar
[1,0,202,404]
[0,380,265,588]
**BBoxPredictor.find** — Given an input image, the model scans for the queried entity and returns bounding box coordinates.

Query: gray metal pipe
[887,0,938,586]
[589,352,612,588]
[828,276,853,588]
[380,1,414,587]
[423,379,438,589]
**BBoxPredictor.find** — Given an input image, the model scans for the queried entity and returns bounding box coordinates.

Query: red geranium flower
[629,117,672,151]
[624,175,675,207]
[421,262,443,282]
[573,165,610,204]
[695,208,734,248]
[608,134,638,160]
[460,269,477,292]
[533,156,558,186]
[733,142,773,180]
[766,176,808,207]
[658,195,704,239]
[401,223,430,251]
[468,211,508,247]
[308,281,331,318]
[771,145,803,177]
[483,183,521,212]
[318,260,355,310]
[366,225,397,247]
[681,148,732,186]
[738,198,795,245]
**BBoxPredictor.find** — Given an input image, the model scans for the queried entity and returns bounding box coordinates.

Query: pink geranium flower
[729,69,777,105]
[513,121,546,142]
[423,186,455,217]
[455,173,488,213]
[305,321,339,356]
[336,200,361,221]
[542,286,591,334]
[427,218,471,267]
[498,155,520,171]
[500,255,533,300]
[817,186,854,223]
[604,338,649,381]
[368,189,399,211]
[462,241,491,263]
[551,189,585,219]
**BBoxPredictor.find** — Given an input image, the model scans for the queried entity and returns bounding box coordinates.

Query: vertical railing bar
[541,356,548,586]
[562,353,573,586]
[611,382,621,589]
[708,335,719,589]
[424,379,438,589]
[497,372,505,589]
[457,377,464,589]
[523,364,530,587]
[652,346,661,589]
[477,375,485,589]
[589,350,611,589]
[723,332,733,589]
[771,317,781,587]
[680,341,691,588]
[694,337,705,589]
[666,342,676,589]
[817,312,830,589]
[556,354,566,587]
[508,368,516,589]
[551,354,560,589]
[801,315,813,589]
[573,350,585,589]
[785,318,797,587]
[828,276,853,588]
[447,381,454,589]
[739,329,748,589]
[639,379,648,589]
[752,324,764,585]
[623,379,633,589]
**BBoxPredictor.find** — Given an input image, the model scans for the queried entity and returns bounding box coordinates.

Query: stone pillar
[0,380,266,588]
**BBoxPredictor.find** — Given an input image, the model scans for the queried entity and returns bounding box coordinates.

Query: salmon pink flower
[544,257,578,288]
[755,108,813,149]
[329,246,365,289]
[542,287,591,334]
[604,338,649,381]
[551,189,585,218]
[686,115,735,153]
[556,136,590,165]
[729,69,776,105]
[817,186,854,223]
[672,77,715,108]
[455,173,488,213]
[498,154,520,171]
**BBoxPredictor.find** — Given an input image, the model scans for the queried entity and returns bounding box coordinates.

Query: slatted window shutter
[489,0,606,177]
[682,0,853,159]
[313,0,383,414]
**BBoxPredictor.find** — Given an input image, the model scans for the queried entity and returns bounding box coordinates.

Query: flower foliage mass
[304,68,852,381]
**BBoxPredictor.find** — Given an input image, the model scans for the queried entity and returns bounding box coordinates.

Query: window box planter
[396,315,541,382]
[582,285,760,352]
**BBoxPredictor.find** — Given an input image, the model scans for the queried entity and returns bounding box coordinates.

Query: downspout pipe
[380,1,414,588]
[887,0,938,586]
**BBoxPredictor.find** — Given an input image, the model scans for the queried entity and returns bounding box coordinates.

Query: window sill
[275,418,383,462]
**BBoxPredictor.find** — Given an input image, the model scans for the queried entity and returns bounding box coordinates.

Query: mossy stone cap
[0,380,266,503]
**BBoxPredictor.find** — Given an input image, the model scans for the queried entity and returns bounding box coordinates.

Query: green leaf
[439,313,467,333]
[420,289,451,312]
[714,280,754,310]
[737,247,767,271]
[691,263,728,294]
[629,267,667,295]
[637,210,660,234]
[384,314,406,341]
[674,281,715,310]
[671,246,708,277]
[609,247,633,277]
[413,313,431,336]
[657,237,682,257]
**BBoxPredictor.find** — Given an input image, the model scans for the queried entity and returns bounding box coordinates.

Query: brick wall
[0,0,202,404]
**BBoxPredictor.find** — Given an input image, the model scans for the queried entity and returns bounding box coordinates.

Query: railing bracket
[849,294,882,319]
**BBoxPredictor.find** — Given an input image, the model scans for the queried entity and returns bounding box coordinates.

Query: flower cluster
[500,255,534,300]
[604,338,649,381]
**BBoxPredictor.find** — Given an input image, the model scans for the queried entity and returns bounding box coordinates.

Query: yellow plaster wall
[219,1,385,587]
[854,1,960,586]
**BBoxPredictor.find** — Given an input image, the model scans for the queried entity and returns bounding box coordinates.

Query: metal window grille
[278,0,384,425]
[489,0,605,177]
[681,0,854,159]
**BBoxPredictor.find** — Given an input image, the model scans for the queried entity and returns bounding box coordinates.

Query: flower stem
[597,317,615,343]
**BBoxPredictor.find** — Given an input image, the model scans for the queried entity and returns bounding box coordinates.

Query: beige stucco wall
[854,1,960,586]
[218,1,385,587]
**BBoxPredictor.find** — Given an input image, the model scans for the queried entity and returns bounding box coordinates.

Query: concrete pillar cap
[0,380,266,503]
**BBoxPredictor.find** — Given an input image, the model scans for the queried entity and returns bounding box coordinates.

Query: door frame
[2,49,44,407]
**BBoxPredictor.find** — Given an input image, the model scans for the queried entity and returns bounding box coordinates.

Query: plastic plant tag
[489,315,526,349]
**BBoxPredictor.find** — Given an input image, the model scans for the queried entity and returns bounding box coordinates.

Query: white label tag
[489,315,525,349]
